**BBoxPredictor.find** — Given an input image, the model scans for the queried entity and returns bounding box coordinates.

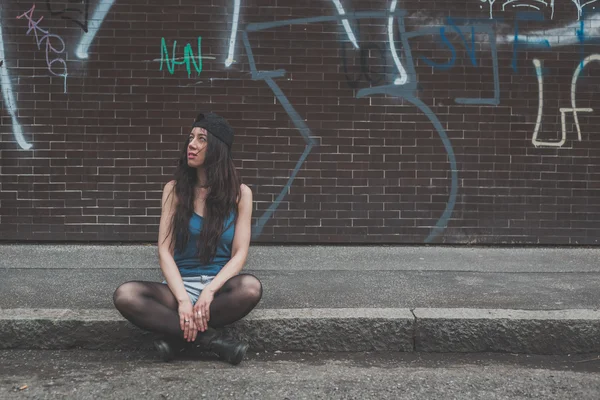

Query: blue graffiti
[448,18,477,67]
[406,20,500,106]
[511,12,551,72]
[577,17,585,69]
[242,25,317,239]
[420,27,456,71]
[420,20,478,71]
[427,11,599,76]
[244,10,459,242]
[358,88,458,243]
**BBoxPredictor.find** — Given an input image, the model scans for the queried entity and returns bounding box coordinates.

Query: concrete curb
[413,308,600,354]
[1,308,599,354]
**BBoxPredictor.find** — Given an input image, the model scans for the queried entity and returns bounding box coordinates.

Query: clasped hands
[179,288,215,342]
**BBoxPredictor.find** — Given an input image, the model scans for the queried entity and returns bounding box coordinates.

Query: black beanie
[191,112,234,150]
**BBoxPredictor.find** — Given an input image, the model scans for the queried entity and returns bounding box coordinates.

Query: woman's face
[187,127,208,168]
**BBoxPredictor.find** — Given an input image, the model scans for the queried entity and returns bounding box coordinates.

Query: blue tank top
[174,212,236,277]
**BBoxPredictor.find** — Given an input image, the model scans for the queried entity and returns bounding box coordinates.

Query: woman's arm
[204,183,253,293]
[157,180,190,304]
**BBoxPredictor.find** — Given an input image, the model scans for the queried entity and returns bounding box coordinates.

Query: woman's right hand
[178,300,197,342]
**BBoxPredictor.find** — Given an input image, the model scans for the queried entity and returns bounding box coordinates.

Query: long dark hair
[168,131,241,265]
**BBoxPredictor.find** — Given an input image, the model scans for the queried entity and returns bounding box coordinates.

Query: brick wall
[1,0,599,244]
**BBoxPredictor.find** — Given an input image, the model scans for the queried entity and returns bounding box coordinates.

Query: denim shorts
[162,275,214,304]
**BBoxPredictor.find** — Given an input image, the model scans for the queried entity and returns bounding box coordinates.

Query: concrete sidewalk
[1,245,599,354]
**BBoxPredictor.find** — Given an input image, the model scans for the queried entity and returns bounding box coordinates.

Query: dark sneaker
[210,337,249,365]
[196,328,249,365]
[153,339,175,362]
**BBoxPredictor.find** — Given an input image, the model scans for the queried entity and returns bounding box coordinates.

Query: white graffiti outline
[0,9,31,150]
[565,54,599,141]
[490,0,558,18]
[571,0,599,19]
[75,0,115,59]
[503,0,548,10]
[389,0,409,85]
[532,59,547,147]
[331,0,359,49]
[484,0,498,19]
[517,4,541,9]
[532,56,598,147]
[225,0,241,66]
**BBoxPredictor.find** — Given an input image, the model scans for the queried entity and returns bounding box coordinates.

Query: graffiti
[225,0,360,67]
[2,0,599,243]
[75,0,115,59]
[567,54,600,142]
[341,42,387,89]
[0,8,31,150]
[389,0,409,85]
[373,12,459,242]
[330,0,359,49]
[243,17,320,239]
[531,59,548,147]
[46,0,89,32]
[483,0,600,19]
[420,19,478,70]
[499,10,599,49]
[420,27,458,71]
[240,2,600,239]
[16,5,68,93]
[160,37,203,77]
[482,0,498,19]
[501,0,555,14]
[532,55,599,147]
[225,0,241,67]
[243,9,457,242]
[407,18,501,105]
[571,0,599,19]
[494,10,600,73]
[510,12,551,72]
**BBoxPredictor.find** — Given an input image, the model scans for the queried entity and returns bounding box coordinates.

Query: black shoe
[210,337,249,365]
[153,339,175,362]
[153,337,187,362]
[197,328,249,366]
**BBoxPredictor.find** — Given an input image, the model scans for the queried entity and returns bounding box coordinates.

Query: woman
[113,112,262,365]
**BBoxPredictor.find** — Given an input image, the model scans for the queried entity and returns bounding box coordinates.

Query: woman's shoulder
[161,180,178,206]
[237,183,252,207]
[240,183,252,197]
[163,180,177,195]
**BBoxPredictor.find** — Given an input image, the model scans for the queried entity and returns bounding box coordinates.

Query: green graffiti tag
[160,37,202,78]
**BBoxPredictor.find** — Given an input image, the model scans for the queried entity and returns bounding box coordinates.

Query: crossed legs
[113,273,262,339]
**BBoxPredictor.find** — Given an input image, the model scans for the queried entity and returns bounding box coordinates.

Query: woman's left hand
[193,288,214,332]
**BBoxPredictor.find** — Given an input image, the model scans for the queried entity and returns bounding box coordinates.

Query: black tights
[113,274,262,339]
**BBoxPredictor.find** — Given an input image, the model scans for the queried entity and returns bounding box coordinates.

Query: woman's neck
[196,168,207,187]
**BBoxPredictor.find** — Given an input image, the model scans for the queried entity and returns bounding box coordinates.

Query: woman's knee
[113,281,140,310]
[238,274,263,304]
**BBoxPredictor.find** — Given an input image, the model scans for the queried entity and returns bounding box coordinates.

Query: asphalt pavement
[1,350,599,399]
